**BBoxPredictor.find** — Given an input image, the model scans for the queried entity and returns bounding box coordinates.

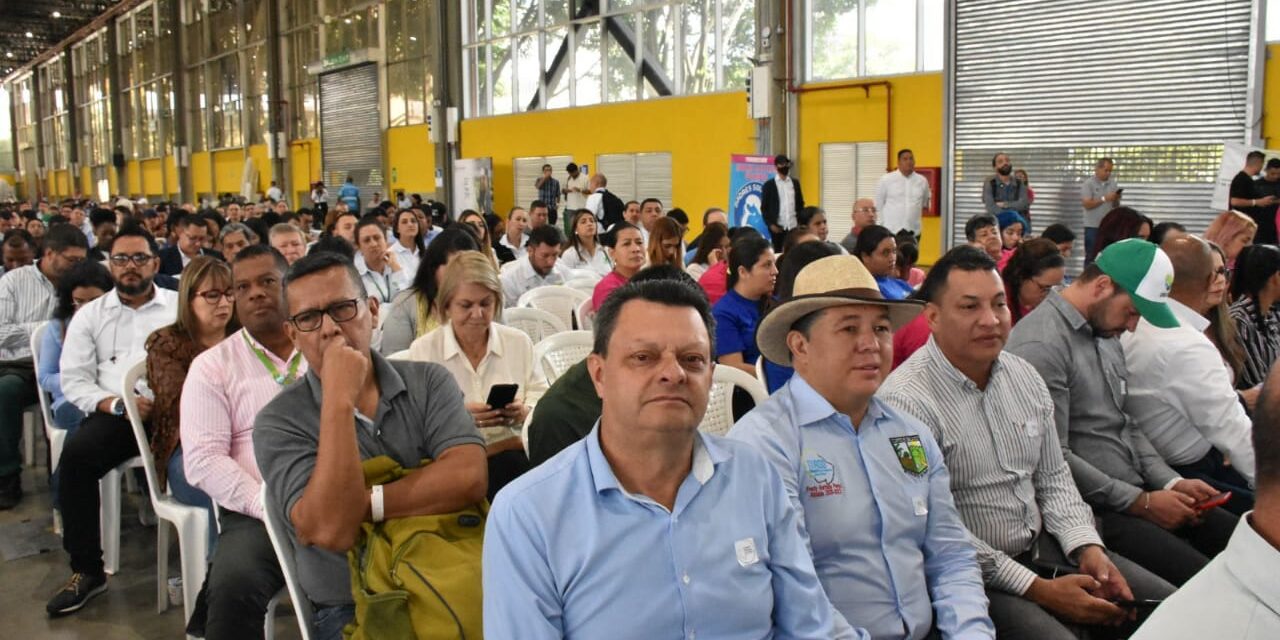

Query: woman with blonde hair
[404,252,546,497]
[1204,210,1257,267]
[646,216,685,269]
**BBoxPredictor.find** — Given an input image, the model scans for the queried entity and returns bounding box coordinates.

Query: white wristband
[371,485,385,523]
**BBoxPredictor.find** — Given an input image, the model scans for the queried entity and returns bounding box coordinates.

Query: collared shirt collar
[1225,514,1280,614]
[241,327,301,366]
[1044,290,1090,333]
[788,372,886,431]
[102,284,164,311]
[585,421,728,496]
[305,349,406,408]
[1167,297,1210,332]
[439,321,503,363]
[921,335,1003,391]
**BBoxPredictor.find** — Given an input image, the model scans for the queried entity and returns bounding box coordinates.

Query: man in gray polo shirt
[254,252,487,640]
[1006,239,1237,588]
[1080,158,1120,263]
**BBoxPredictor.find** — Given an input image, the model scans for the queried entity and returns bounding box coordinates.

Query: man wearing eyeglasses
[253,251,487,639]
[159,214,224,276]
[840,198,880,255]
[47,223,178,617]
[0,225,89,511]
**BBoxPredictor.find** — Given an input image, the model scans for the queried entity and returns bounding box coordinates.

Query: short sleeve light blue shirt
[729,375,993,640]
[483,423,835,640]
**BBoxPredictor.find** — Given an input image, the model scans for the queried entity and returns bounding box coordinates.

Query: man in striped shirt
[0,224,88,510]
[881,246,1174,639]
[178,244,299,637]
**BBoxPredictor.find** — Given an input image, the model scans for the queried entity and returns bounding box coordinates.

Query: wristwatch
[110,397,126,416]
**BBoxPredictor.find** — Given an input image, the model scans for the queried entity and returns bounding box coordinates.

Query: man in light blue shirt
[730,255,993,640]
[484,278,834,639]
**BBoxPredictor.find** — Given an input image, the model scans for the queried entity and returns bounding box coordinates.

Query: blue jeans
[167,448,218,555]
[313,603,355,640]
[1084,226,1100,265]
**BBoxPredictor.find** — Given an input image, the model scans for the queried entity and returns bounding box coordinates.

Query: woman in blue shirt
[855,225,914,300]
[38,261,114,432]
[713,234,777,376]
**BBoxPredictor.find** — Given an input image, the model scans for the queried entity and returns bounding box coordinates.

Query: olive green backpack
[345,455,487,640]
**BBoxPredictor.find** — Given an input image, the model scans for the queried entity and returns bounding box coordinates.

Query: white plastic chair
[520,406,536,457]
[567,268,602,282]
[532,331,593,387]
[698,366,770,437]
[754,355,769,390]
[573,297,595,331]
[30,322,65,533]
[101,456,145,574]
[502,307,568,343]
[120,360,210,621]
[262,485,316,640]
[566,279,598,297]
[517,285,589,331]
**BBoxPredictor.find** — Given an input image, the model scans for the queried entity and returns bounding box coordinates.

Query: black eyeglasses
[109,253,155,266]
[196,288,235,304]
[1217,266,1232,279]
[288,298,361,332]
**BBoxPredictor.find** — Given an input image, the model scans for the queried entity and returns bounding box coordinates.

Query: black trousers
[1095,507,1237,587]
[0,363,37,477]
[58,411,140,575]
[204,510,286,640]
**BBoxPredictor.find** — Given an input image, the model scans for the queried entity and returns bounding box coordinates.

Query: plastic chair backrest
[29,322,56,437]
[121,359,166,505]
[698,365,770,437]
[532,331,594,386]
[261,485,316,640]
[574,297,595,331]
[502,307,568,343]
[517,285,589,330]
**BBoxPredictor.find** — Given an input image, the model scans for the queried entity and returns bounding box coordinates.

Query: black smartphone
[1114,599,1163,610]
[485,383,519,409]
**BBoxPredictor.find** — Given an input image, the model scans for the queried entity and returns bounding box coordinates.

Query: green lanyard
[242,329,302,385]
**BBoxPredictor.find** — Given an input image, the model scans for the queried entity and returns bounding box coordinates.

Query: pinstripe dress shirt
[0,262,56,362]
[880,338,1102,595]
[1229,297,1280,390]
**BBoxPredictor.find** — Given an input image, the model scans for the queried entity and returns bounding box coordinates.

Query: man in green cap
[1007,238,1237,588]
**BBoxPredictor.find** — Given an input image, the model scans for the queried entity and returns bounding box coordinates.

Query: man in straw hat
[881,245,1174,639]
[729,254,993,640]
[1007,238,1237,588]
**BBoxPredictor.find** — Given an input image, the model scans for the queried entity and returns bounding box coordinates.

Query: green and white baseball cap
[1095,238,1179,329]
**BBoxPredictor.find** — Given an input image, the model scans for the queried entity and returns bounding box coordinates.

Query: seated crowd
[0,180,1278,640]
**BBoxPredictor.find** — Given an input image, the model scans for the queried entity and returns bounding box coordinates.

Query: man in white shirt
[269,223,308,265]
[501,225,571,308]
[1132,374,1280,639]
[266,181,283,203]
[638,198,664,247]
[353,217,411,304]
[762,155,805,251]
[875,149,932,236]
[1122,235,1256,513]
[47,225,178,617]
[564,163,589,212]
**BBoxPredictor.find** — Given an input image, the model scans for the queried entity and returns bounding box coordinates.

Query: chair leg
[156,519,170,614]
[177,511,210,625]
[22,410,35,468]
[264,594,279,640]
[100,468,121,575]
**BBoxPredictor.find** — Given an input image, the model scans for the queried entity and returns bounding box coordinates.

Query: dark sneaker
[46,572,108,617]
[0,473,20,510]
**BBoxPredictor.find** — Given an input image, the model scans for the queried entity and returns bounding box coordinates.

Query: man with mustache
[983,152,1030,221]
[179,244,300,638]
[47,223,177,616]
[1007,239,1238,588]
[484,278,835,639]
[730,255,992,640]
[882,246,1174,639]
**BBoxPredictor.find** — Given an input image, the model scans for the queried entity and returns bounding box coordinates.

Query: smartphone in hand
[1193,491,1231,511]
[485,383,519,409]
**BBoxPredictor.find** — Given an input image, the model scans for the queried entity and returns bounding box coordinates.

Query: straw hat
[755,255,923,366]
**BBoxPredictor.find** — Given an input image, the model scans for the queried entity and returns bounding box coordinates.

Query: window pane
[465,45,484,115]
[544,27,570,109]
[809,0,857,80]
[514,0,537,34]
[467,0,488,43]
[865,0,915,76]
[407,55,430,124]
[921,0,942,71]
[574,20,601,106]
[515,34,539,110]
[491,39,513,115]
[721,0,753,90]
[642,7,675,98]
[544,0,569,27]
[493,0,511,37]
[604,19,635,102]
[387,0,407,60]
[406,0,428,58]
[681,0,714,94]
[388,61,408,126]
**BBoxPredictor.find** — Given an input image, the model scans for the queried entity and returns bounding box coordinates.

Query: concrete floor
[0,441,302,640]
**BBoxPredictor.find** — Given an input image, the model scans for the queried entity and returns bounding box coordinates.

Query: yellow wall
[141,159,164,196]
[125,160,142,196]
[248,144,271,194]
[795,73,944,264]
[1265,44,1280,149]
[289,138,322,203]
[213,149,244,194]
[0,173,15,186]
[80,167,92,197]
[165,157,179,199]
[192,151,212,195]
[461,91,757,236]
[387,125,437,198]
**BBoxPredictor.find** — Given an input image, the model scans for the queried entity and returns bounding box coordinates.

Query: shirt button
[682,573,690,585]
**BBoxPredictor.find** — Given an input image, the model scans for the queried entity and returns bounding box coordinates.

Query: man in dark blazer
[760,154,805,251]
[158,214,223,275]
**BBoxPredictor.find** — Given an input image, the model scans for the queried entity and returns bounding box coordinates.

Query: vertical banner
[452,157,494,215]
[729,154,775,240]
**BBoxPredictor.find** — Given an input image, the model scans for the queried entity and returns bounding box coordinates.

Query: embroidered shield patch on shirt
[889,435,929,476]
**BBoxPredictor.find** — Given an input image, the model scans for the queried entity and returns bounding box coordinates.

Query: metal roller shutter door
[946,0,1253,270]
[320,63,383,207]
